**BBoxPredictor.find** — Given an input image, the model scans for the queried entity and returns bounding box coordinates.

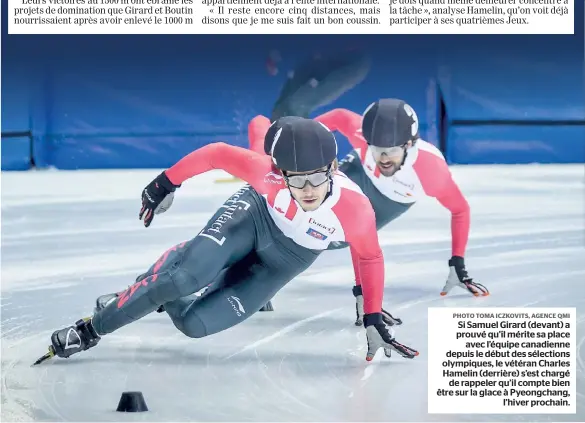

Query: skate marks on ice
[2,256,583,420]
[1,166,585,421]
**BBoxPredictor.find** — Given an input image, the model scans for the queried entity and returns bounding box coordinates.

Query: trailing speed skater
[249,99,489,325]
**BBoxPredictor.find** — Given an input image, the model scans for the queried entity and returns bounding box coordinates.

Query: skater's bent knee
[172,312,208,339]
[176,326,207,339]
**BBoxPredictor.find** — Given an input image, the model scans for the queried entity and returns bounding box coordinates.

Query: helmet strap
[398,145,409,170]
[322,177,334,204]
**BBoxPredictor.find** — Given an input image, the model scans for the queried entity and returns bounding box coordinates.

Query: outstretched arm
[314,108,368,151]
[414,148,470,257]
[248,115,271,156]
[333,190,384,314]
[165,143,270,193]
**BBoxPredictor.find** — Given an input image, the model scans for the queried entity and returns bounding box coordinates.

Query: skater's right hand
[139,171,180,227]
[441,256,489,297]
[364,313,419,361]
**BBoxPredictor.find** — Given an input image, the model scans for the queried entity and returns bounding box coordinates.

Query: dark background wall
[2,2,584,170]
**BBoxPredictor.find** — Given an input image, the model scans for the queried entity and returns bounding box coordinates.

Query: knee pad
[169,269,201,298]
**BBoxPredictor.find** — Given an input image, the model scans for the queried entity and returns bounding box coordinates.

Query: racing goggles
[370,145,407,161]
[284,167,332,189]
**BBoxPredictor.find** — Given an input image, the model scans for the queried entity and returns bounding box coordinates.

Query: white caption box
[428,307,576,414]
[8,0,575,35]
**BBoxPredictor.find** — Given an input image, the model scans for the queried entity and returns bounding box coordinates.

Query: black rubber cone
[116,391,148,412]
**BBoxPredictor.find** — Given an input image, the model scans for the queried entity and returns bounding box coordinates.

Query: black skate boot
[32,317,101,366]
[50,317,101,359]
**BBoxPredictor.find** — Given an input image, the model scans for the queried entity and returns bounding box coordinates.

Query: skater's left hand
[363,313,418,361]
[440,256,489,297]
[139,171,180,227]
[353,285,403,326]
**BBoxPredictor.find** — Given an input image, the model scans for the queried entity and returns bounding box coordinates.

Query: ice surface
[1,165,584,422]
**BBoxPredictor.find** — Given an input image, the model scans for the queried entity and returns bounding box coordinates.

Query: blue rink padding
[19,36,437,169]
[439,66,584,121]
[436,34,584,165]
[37,133,244,170]
[437,37,584,121]
[36,126,431,170]
[446,124,585,165]
[1,68,32,133]
[1,136,32,170]
[3,34,584,169]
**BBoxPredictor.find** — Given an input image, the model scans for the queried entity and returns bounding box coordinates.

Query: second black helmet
[361,98,419,148]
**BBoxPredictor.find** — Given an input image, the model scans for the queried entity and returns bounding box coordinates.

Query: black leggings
[271,50,371,121]
[91,186,320,338]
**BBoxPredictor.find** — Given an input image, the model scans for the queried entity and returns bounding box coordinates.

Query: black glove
[352,285,403,327]
[363,313,418,361]
[441,256,489,297]
[139,171,179,227]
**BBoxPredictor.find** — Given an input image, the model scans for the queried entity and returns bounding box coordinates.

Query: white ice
[1,165,584,422]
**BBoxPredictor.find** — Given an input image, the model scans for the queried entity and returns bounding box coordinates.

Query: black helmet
[266,116,338,173]
[361,98,419,148]
[263,116,300,155]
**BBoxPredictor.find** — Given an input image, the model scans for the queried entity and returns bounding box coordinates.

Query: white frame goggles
[370,145,406,161]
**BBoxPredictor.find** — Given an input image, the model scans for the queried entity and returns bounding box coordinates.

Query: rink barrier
[1,132,33,171]
[5,117,585,170]
[0,70,438,170]
[2,32,584,169]
[32,132,245,170]
[445,121,585,165]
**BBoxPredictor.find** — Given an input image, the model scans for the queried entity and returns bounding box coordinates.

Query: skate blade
[31,346,56,367]
[440,290,488,297]
[440,284,489,297]
[214,177,241,183]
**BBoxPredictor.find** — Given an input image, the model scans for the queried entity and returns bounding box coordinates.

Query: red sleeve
[413,149,470,257]
[248,115,271,156]
[165,142,271,193]
[349,245,362,286]
[314,109,368,151]
[333,189,384,314]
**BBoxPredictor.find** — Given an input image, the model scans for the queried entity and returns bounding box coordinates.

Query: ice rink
[2,164,585,422]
